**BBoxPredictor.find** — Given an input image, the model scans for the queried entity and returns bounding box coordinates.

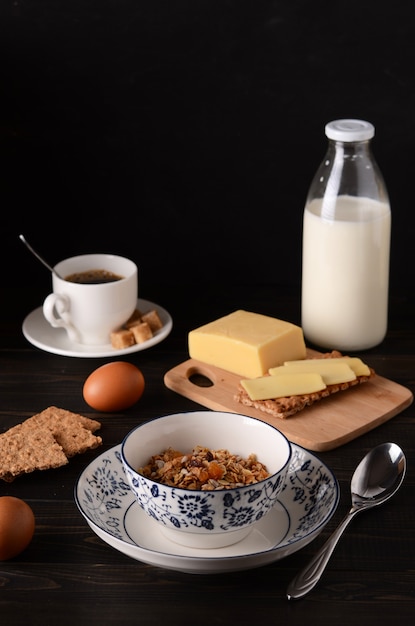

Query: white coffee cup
[43,254,138,345]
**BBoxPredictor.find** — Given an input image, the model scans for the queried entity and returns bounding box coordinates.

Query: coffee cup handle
[43,293,82,343]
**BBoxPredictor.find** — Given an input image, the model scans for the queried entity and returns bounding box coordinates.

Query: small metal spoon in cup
[287,442,406,600]
[19,234,64,280]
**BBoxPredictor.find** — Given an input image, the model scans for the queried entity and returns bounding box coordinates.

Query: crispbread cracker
[28,406,102,457]
[0,406,102,481]
[0,424,68,482]
[234,351,375,419]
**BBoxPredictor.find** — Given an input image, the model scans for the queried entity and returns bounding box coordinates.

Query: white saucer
[75,443,339,574]
[22,298,172,358]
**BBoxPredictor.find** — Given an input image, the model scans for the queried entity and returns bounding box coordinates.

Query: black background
[1,0,414,305]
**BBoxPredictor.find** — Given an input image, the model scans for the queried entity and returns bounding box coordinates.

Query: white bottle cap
[325,119,375,141]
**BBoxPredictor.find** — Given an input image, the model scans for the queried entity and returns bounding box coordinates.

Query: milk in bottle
[301,120,391,351]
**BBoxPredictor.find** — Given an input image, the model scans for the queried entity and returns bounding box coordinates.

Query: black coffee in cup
[65,269,124,284]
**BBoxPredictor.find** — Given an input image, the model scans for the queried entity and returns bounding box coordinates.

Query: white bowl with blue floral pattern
[121,411,292,549]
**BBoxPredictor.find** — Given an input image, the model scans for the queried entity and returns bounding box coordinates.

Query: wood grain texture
[164,355,413,451]
[1,284,414,626]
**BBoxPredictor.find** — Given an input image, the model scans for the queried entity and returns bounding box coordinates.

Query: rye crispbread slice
[0,406,102,482]
[0,424,68,482]
[234,351,375,419]
[28,406,102,457]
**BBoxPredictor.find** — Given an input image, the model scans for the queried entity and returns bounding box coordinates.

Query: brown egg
[83,361,145,412]
[0,496,36,560]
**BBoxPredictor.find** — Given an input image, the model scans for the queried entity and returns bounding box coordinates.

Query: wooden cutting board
[164,352,413,452]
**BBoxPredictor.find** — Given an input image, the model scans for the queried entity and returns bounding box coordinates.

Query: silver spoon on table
[19,234,64,280]
[287,442,406,600]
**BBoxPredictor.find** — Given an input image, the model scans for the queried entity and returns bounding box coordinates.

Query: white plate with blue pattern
[75,443,339,574]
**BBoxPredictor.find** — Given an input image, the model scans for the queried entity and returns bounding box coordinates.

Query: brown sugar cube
[110,328,136,349]
[124,308,143,329]
[141,309,163,332]
[130,321,153,344]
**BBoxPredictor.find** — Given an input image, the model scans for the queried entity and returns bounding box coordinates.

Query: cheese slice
[240,372,326,401]
[283,356,370,377]
[269,361,357,385]
[188,310,307,378]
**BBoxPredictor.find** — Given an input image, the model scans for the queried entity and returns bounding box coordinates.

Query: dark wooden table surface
[1,284,414,626]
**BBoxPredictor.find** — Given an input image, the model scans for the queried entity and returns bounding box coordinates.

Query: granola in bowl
[137,445,270,490]
[121,411,291,549]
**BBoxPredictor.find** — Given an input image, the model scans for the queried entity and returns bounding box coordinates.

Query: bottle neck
[305,137,389,215]
[328,138,372,159]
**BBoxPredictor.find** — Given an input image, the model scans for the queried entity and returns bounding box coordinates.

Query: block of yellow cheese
[188,310,307,378]
[269,361,357,385]
[240,372,327,401]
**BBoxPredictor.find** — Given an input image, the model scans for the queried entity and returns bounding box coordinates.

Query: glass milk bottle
[301,119,391,351]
